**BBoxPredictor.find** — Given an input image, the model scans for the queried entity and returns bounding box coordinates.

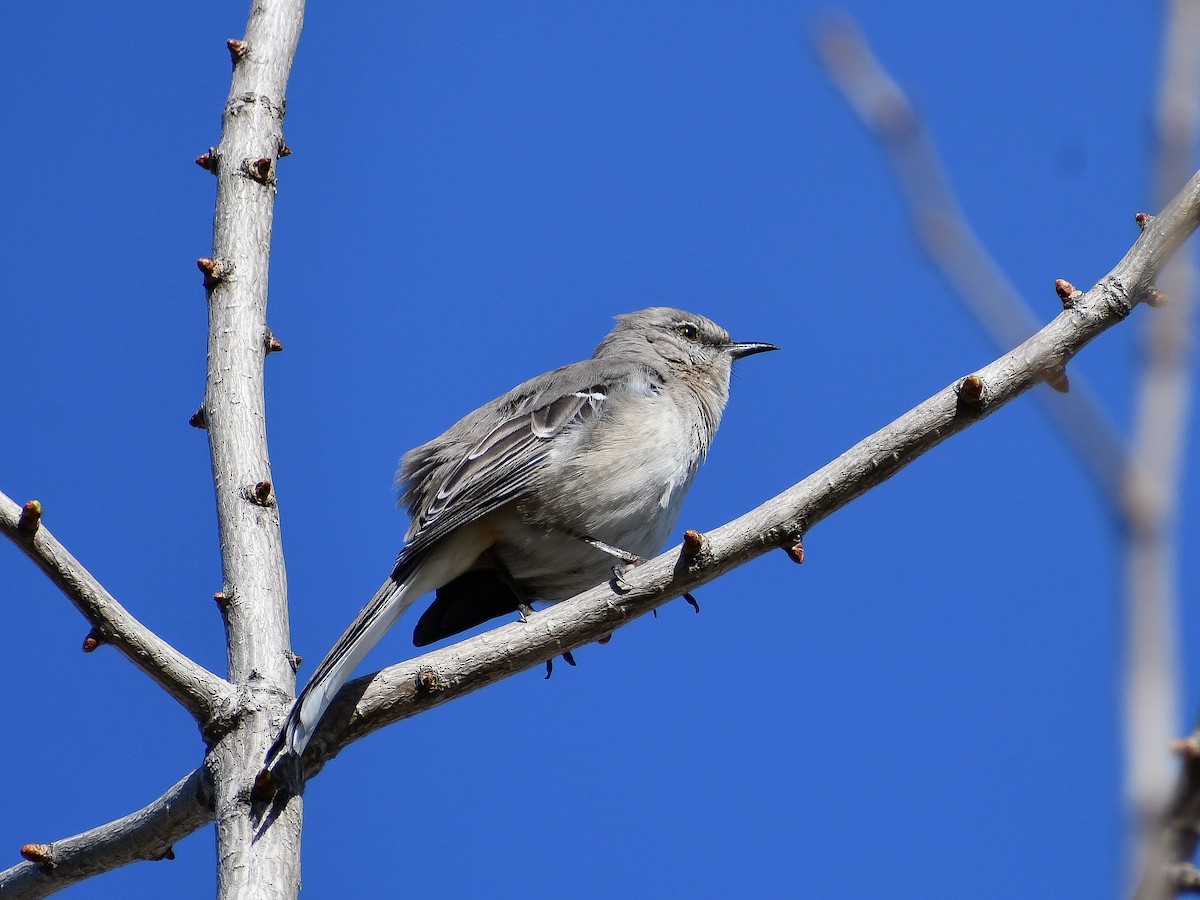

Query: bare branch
[197,1,306,895]
[0,769,214,900]
[812,13,1128,501]
[0,491,234,724]
[297,170,1200,774]
[1129,0,1200,895]
[813,23,1200,890]
[201,3,302,711]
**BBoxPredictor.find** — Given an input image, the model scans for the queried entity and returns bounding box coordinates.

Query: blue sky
[1,2,1192,897]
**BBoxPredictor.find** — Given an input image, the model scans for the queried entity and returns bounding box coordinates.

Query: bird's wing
[395,358,663,564]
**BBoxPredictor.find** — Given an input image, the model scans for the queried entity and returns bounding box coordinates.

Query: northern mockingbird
[270,307,775,762]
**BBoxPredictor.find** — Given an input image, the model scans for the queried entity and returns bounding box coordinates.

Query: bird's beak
[727,341,778,360]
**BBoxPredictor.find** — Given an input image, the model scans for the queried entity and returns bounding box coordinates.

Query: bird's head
[596,307,777,391]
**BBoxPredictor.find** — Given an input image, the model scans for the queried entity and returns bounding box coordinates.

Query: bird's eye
[675,322,700,341]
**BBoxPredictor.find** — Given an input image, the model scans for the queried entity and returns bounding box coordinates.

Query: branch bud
[1135,212,1153,230]
[18,500,42,533]
[1144,288,1169,308]
[82,628,104,653]
[20,844,54,867]
[957,374,987,406]
[251,481,274,505]
[196,257,225,286]
[681,529,707,559]
[416,667,441,691]
[1054,279,1083,309]
[783,539,805,564]
[245,157,273,183]
[227,39,248,63]
[194,149,217,173]
[189,406,208,429]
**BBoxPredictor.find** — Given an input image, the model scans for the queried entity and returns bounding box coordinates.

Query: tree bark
[199,3,306,897]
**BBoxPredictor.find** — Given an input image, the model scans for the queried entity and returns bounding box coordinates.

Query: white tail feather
[287,577,414,756]
[269,522,494,765]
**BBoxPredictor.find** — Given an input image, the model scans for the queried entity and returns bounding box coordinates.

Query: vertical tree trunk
[202,3,306,897]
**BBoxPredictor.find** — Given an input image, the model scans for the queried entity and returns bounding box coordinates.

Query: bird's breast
[489,392,706,599]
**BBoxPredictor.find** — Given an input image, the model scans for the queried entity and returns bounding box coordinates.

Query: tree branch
[297,169,1200,775]
[813,20,1200,893]
[1129,1,1200,895]
[0,768,214,900]
[196,1,306,896]
[812,13,1128,500]
[0,491,234,725]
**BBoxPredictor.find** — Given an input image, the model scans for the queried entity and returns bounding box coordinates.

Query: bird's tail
[267,563,420,766]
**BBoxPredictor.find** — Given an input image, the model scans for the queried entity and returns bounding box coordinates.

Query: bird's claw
[611,564,634,593]
[544,650,578,679]
[609,556,647,594]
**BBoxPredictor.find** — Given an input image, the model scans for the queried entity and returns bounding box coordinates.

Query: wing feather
[394,362,651,564]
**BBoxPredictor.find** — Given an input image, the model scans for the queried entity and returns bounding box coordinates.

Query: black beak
[727,341,779,360]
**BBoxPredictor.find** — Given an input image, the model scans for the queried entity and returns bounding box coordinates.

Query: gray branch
[0,769,214,900]
[813,18,1200,894]
[296,169,1200,773]
[0,491,234,724]
[197,2,306,898]
[813,13,1128,500]
[1130,1,1200,895]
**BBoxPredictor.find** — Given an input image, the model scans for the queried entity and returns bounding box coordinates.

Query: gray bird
[270,307,775,762]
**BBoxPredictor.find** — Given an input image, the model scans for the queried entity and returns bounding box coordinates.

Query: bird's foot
[609,557,648,594]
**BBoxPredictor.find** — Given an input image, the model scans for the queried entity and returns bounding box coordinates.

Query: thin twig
[297,169,1200,775]
[0,491,234,725]
[0,768,214,900]
[813,13,1128,501]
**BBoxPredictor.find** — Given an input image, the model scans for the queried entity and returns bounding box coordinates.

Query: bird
[268,307,775,763]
